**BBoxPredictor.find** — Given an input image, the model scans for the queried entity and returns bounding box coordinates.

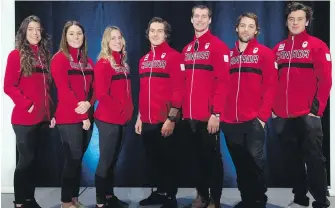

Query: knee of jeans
[16,154,34,170]
[63,159,82,176]
[304,151,326,165]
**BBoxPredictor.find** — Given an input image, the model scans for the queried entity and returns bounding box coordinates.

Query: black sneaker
[107,196,128,208]
[139,191,167,206]
[161,196,177,208]
[25,199,42,208]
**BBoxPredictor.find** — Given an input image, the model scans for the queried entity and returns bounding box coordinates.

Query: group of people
[3,1,332,208]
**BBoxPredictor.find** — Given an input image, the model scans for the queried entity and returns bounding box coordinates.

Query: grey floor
[2,188,335,208]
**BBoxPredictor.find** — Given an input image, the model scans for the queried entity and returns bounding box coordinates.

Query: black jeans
[141,122,179,197]
[95,120,126,204]
[272,115,330,208]
[57,122,92,203]
[184,119,223,202]
[221,119,267,207]
[13,122,50,204]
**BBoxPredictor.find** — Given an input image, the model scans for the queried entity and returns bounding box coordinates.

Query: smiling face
[236,16,257,43]
[26,21,41,45]
[109,29,123,52]
[191,8,211,33]
[287,10,308,35]
[148,22,166,46]
[66,25,84,49]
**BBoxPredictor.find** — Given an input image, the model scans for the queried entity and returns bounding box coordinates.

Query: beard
[238,35,250,43]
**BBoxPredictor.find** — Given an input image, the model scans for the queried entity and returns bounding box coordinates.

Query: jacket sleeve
[3,50,34,110]
[211,41,230,116]
[257,49,278,122]
[87,60,96,106]
[310,41,332,116]
[94,60,121,108]
[168,52,185,117]
[51,53,88,120]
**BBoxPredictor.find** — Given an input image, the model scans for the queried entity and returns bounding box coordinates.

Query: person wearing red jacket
[94,26,133,208]
[272,2,331,208]
[51,21,95,208]
[4,15,55,208]
[220,13,277,208]
[135,17,184,208]
[182,4,230,208]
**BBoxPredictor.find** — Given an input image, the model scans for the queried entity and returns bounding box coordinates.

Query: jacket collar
[193,29,212,42]
[288,30,309,42]
[151,41,169,54]
[235,38,258,53]
[68,45,81,62]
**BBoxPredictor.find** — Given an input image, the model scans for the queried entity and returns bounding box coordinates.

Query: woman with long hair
[3,15,55,208]
[94,26,133,208]
[51,21,95,208]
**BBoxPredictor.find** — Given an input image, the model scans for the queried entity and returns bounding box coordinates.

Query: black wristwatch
[167,115,177,122]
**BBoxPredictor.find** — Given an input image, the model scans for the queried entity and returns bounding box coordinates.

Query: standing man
[135,17,184,208]
[221,12,277,208]
[182,4,230,208]
[272,2,332,208]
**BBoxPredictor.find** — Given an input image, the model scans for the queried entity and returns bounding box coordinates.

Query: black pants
[13,122,49,204]
[141,122,178,197]
[95,120,126,204]
[184,119,223,201]
[221,119,267,207]
[272,115,330,208]
[57,122,92,203]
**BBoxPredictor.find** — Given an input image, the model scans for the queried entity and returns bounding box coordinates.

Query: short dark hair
[235,12,260,36]
[192,4,212,18]
[146,17,171,40]
[285,2,313,23]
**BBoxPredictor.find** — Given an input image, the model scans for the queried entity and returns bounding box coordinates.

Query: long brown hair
[15,15,51,76]
[58,20,88,66]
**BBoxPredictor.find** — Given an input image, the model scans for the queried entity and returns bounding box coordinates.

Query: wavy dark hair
[58,20,88,67]
[15,15,51,77]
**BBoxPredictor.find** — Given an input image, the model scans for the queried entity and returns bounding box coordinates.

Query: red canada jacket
[272,30,332,118]
[94,51,133,125]
[4,45,53,125]
[182,30,230,121]
[222,39,277,123]
[51,46,95,124]
[138,41,184,124]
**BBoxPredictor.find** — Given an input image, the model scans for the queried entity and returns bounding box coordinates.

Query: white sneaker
[288,201,308,208]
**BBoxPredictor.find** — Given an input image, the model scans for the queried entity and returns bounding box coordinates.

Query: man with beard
[220,12,277,208]
[182,4,230,208]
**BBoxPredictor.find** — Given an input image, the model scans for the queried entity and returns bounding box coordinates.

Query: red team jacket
[273,30,332,118]
[94,51,133,125]
[182,30,230,121]
[138,41,184,124]
[51,46,95,124]
[4,45,53,125]
[223,39,277,123]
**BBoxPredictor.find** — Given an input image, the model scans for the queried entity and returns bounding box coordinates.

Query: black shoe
[139,191,167,206]
[107,196,128,208]
[25,199,41,208]
[161,196,177,208]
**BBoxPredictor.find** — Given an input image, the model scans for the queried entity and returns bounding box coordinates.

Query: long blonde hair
[97,26,127,67]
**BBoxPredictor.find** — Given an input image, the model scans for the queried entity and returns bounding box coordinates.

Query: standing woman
[4,15,55,208]
[51,21,95,208]
[94,26,133,208]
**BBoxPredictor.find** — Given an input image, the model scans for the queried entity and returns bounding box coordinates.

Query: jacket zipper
[190,39,199,120]
[38,56,47,115]
[286,36,294,117]
[235,47,244,122]
[149,48,155,124]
